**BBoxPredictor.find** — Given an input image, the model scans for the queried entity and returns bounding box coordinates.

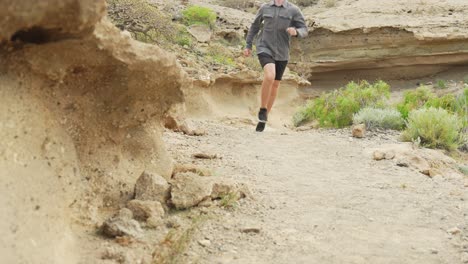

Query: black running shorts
[258,53,288,81]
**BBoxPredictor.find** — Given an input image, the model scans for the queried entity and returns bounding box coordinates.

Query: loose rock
[127,200,165,221]
[373,150,385,161]
[193,153,218,159]
[134,171,170,204]
[241,227,261,234]
[101,209,143,238]
[447,227,461,235]
[198,239,211,247]
[170,172,213,209]
[352,124,366,138]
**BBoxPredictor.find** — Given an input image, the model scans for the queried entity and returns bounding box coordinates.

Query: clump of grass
[154,215,207,264]
[323,0,336,8]
[454,88,468,128]
[290,0,319,7]
[174,27,194,47]
[353,107,404,130]
[182,5,217,28]
[436,79,447,89]
[463,75,468,84]
[293,80,390,128]
[219,192,240,209]
[459,166,468,176]
[397,86,435,119]
[207,43,236,67]
[402,108,463,151]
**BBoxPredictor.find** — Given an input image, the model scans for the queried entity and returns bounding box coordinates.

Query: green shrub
[293,80,390,127]
[182,5,217,28]
[459,166,468,175]
[463,75,468,84]
[402,108,463,150]
[175,27,194,47]
[397,86,435,119]
[353,108,404,130]
[454,88,468,128]
[293,100,315,127]
[206,43,236,67]
[424,93,456,115]
[436,79,447,89]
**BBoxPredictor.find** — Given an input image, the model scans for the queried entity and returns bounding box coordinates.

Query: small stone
[373,150,385,161]
[396,160,409,167]
[166,218,182,229]
[134,171,170,204]
[127,200,165,221]
[430,248,438,254]
[193,153,218,159]
[198,198,213,207]
[192,129,206,136]
[241,227,261,234]
[421,169,431,177]
[198,239,211,247]
[146,216,164,228]
[384,151,396,160]
[447,227,461,235]
[352,124,366,138]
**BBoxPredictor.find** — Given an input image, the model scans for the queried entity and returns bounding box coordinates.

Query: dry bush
[290,0,319,7]
[323,0,336,8]
[218,0,257,9]
[107,0,181,47]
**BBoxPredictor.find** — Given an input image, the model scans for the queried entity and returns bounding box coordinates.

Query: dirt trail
[165,120,467,264]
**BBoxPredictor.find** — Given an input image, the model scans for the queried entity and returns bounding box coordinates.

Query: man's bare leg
[256,63,275,132]
[260,63,276,109]
[267,80,281,113]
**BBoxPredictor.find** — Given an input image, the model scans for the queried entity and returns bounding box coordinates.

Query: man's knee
[263,64,276,82]
[272,80,281,89]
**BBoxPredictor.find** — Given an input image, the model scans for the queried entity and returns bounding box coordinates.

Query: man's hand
[243,48,252,57]
[286,27,297,37]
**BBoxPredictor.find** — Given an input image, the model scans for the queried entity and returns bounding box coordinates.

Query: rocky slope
[0,0,185,262]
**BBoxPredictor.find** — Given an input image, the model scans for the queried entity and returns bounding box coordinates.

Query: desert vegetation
[294,81,467,152]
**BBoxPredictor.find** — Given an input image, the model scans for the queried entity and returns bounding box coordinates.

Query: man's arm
[292,8,308,38]
[245,6,265,50]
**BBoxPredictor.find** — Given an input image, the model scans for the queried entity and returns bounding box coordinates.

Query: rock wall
[0,0,186,262]
[289,0,468,88]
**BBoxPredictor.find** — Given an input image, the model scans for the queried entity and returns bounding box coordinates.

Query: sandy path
[165,120,467,264]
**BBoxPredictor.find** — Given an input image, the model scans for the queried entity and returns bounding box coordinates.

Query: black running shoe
[256,108,268,132]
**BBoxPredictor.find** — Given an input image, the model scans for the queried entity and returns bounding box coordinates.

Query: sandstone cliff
[0,0,185,262]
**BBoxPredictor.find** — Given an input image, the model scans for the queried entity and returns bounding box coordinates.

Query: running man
[244,0,308,132]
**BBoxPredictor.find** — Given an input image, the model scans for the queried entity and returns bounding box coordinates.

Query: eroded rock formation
[0,0,185,262]
[290,0,468,87]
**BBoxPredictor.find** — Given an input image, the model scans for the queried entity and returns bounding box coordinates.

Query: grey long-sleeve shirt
[246,0,308,61]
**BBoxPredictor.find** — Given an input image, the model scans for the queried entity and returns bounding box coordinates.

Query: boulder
[134,171,170,204]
